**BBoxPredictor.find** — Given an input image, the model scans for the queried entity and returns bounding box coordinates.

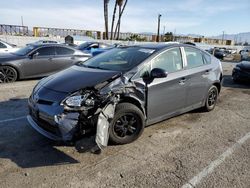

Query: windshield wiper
[81,64,109,70]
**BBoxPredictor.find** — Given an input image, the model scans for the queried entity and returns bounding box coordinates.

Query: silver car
[27,44,223,147]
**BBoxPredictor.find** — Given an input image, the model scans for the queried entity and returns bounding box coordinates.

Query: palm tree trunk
[116,5,122,40]
[110,1,118,40]
[104,0,109,39]
[114,0,128,40]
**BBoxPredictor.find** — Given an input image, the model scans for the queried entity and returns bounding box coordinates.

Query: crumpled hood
[237,61,250,71]
[42,65,121,93]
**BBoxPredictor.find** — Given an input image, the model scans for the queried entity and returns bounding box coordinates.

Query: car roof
[121,43,194,52]
[29,43,74,48]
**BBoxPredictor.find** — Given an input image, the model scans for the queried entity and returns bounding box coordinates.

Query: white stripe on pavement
[0,84,35,89]
[182,131,250,188]
[0,116,26,124]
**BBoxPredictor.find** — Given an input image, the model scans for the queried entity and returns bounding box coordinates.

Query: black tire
[203,85,218,112]
[109,103,145,145]
[232,73,239,83]
[0,66,18,83]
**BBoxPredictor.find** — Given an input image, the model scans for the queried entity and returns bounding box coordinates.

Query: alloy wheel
[207,88,217,107]
[113,114,138,138]
[0,67,17,83]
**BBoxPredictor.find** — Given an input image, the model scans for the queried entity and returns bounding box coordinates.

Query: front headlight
[62,92,95,108]
[65,95,84,107]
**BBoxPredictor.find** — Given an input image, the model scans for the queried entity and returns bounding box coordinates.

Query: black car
[0,44,91,83]
[27,44,222,149]
[213,48,227,60]
[232,61,250,82]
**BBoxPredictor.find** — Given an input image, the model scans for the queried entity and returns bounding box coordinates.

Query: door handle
[179,77,186,85]
[48,57,53,61]
[204,69,212,75]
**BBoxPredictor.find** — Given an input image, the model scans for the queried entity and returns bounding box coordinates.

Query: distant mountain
[210,32,250,43]
[139,31,250,43]
[139,32,155,35]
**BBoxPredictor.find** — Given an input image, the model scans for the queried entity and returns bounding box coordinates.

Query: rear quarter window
[185,47,205,69]
[202,52,211,64]
[56,47,74,55]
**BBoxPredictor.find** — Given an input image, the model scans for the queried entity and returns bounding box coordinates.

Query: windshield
[78,47,155,72]
[14,45,36,56]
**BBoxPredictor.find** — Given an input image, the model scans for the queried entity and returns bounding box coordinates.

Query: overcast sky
[1,0,249,36]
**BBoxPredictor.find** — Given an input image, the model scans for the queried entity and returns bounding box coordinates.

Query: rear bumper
[27,115,62,141]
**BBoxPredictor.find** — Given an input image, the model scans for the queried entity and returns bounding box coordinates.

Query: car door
[183,47,211,107]
[146,47,188,124]
[22,46,56,77]
[53,46,76,72]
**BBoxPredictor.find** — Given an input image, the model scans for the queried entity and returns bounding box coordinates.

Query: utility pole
[173,28,176,41]
[156,14,162,42]
[21,16,24,26]
[222,31,225,45]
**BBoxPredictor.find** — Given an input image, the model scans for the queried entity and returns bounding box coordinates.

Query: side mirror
[150,68,167,78]
[30,52,39,59]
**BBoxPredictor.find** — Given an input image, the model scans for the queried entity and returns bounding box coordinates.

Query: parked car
[26,40,60,46]
[27,44,223,147]
[213,48,228,59]
[232,61,250,82]
[77,42,114,56]
[240,46,250,61]
[0,40,19,54]
[0,44,91,83]
[206,47,231,60]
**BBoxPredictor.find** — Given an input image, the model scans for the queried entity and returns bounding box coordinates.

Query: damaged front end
[27,70,146,151]
[53,87,120,147]
[53,73,146,148]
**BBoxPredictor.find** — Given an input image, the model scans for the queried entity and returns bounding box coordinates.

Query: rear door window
[151,48,183,73]
[36,47,55,56]
[184,47,205,69]
[55,47,74,55]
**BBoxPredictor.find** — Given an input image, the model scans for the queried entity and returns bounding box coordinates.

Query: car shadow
[0,98,85,169]
[222,75,250,89]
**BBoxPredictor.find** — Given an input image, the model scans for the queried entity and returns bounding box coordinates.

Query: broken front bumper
[27,115,62,141]
[27,96,80,141]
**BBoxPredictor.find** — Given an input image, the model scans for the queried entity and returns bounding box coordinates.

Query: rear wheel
[109,103,145,145]
[203,85,218,112]
[0,66,18,83]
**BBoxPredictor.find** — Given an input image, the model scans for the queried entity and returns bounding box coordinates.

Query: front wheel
[109,103,145,145]
[0,66,18,83]
[203,85,218,112]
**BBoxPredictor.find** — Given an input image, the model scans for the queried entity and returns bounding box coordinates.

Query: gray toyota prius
[27,44,223,148]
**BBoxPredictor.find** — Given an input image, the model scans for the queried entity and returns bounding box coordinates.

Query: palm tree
[110,0,118,40]
[104,0,109,39]
[114,0,128,40]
